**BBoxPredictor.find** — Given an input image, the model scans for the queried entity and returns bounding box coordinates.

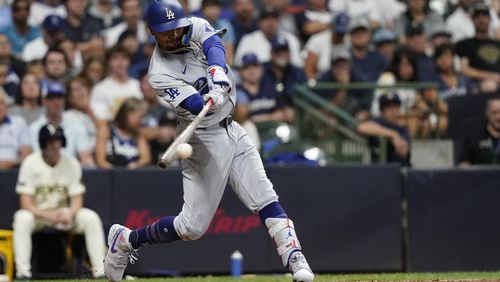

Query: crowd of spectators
[0,0,498,168]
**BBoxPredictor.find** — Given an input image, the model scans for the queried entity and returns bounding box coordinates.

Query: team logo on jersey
[164,88,181,100]
[165,8,175,20]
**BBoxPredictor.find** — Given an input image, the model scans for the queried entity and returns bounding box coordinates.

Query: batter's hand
[203,86,225,112]
[207,65,231,94]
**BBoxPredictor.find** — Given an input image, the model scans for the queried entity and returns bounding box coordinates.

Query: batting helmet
[39,123,66,150]
[147,0,191,33]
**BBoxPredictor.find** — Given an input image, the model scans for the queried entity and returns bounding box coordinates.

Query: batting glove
[207,65,231,94]
[203,86,225,113]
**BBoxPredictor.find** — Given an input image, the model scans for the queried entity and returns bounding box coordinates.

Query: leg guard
[265,217,301,267]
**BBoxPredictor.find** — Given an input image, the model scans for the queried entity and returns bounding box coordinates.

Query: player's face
[43,139,62,164]
[153,27,186,51]
[487,100,500,131]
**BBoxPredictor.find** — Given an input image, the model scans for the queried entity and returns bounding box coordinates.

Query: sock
[128,216,181,249]
[259,201,287,223]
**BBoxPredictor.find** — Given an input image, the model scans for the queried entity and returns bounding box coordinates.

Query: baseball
[177,143,193,159]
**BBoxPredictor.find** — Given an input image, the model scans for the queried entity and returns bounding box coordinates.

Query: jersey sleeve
[190,17,218,45]
[16,156,36,195]
[149,73,199,108]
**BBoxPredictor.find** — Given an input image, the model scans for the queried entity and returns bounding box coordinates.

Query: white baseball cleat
[104,224,138,282]
[289,252,314,282]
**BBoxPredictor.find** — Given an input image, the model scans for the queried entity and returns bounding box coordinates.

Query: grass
[33,272,500,282]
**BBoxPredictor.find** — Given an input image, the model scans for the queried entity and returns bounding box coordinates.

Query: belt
[198,115,233,130]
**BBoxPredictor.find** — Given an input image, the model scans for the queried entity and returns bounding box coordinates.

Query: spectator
[0,58,20,104]
[138,71,177,165]
[87,0,122,29]
[13,123,105,279]
[394,0,444,40]
[30,80,95,167]
[230,0,258,49]
[459,96,500,165]
[90,46,142,123]
[0,91,31,169]
[235,53,292,123]
[0,33,26,78]
[117,29,147,79]
[434,43,474,101]
[304,12,350,81]
[103,0,148,48]
[42,48,69,83]
[263,0,298,35]
[0,0,41,56]
[8,73,43,125]
[405,22,438,81]
[357,93,411,166]
[201,0,236,66]
[65,76,97,152]
[429,25,453,49]
[26,59,45,81]
[62,0,104,59]
[235,6,303,67]
[446,0,500,43]
[348,18,387,109]
[28,0,66,27]
[455,2,500,86]
[318,48,365,119]
[328,0,384,28]
[22,15,65,62]
[372,28,398,65]
[81,55,105,88]
[294,0,332,42]
[55,38,83,77]
[95,97,151,169]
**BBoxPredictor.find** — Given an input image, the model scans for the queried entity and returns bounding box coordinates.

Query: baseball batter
[104,1,314,281]
[13,123,106,279]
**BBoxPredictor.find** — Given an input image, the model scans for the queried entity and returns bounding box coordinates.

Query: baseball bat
[157,99,213,169]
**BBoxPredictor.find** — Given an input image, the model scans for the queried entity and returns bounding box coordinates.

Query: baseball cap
[43,15,64,32]
[241,53,260,68]
[41,80,66,98]
[331,47,350,63]
[333,12,349,34]
[471,2,490,17]
[259,6,280,20]
[373,28,397,45]
[429,25,452,39]
[379,93,401,109]
[348,18,370,33]
[270,36,289,51]
[406,22,425,37]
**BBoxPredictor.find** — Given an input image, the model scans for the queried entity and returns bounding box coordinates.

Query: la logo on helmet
[165,8,175,20]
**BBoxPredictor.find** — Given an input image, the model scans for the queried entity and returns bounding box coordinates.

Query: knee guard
[265,218,301,267]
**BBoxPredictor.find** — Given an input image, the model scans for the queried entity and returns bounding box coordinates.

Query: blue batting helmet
[39,123,66,150]
[147,0,191,33]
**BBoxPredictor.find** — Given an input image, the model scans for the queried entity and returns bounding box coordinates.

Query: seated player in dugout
[12,123,106,279]
[103,1,314,282]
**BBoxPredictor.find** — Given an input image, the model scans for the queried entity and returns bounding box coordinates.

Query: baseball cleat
[104,224,138,282]
[289,252,314,282]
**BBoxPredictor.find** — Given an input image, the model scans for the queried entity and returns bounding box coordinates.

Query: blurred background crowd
[0,0,499,170]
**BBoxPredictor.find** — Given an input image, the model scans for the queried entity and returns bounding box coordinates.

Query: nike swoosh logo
[110,228,124,254]
[181,65,187,74]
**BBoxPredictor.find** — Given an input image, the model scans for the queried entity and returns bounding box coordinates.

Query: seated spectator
[235,53,293,124]
[65,77,97,151]
[455,2,500,87]
[95,97,151,169]
[317,48,365,120]
[446,0,500,43]
[13,123,105,279]
[26,59,45,81]
[304,12,350,82]
[434,43,474,101]
[230,0,258,50]
[394,0,444,40]
[87,0,122,29]
[42,47,70,83]
[0,58,20,105]
[90,46,142,123]
[0,91,31,169]
[117,29,147,79]
[0,0,41,56]
[262,0,298,35]
[22,14,65,62]
[201,0,236,66]
[357,93,411,166]
[81,56,105,88]
[405,22,438,82]
[234,6,303,67]
[30,80,95,167]
[8,73,43,125]
[328,0,384,28]
[294,0,332,42]
[459,96,500,165]
[0,33,27,78]
[27,0,67,27]
[103,0,148,48]
[372,28,398,65]
[55,38,83,77]
[429,25,453,50]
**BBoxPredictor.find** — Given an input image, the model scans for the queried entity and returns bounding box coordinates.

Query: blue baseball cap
[241,53,259,68]
[41,80,66,98]
[270,35,289,51]
[333,12,349,33]
[43,15,64,32]
[373,28,397,45]
[379,93,401,109]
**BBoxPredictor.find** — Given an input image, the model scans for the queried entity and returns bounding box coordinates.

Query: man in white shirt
[103,0,148,48]
[446,0,500,42]
[22,14,65,62]
[90,45,142,122]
